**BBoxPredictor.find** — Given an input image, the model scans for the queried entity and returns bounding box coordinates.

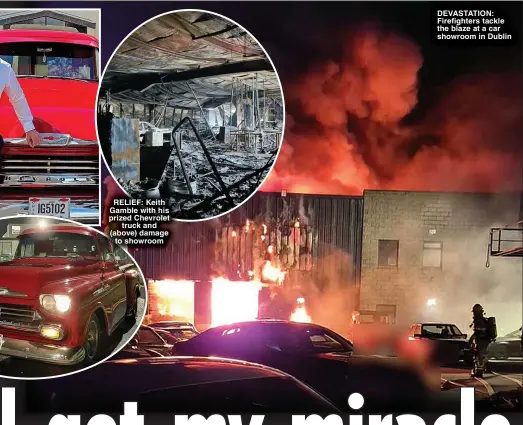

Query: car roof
[19,224,97,237]
[150,321,194,327]
[416,323,458,326]
[208,320,326,331]
[29,356,292,398]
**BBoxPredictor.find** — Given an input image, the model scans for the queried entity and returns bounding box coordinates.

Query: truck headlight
[40,294,72,313]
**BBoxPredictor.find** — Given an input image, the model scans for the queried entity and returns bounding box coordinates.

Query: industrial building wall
[129,221,216,281]
[360,190,522,333]
[131,192,364,286]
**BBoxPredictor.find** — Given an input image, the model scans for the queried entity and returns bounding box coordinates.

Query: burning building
[129,188,522,337]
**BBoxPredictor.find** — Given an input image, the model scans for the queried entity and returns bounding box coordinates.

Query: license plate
[29,197,71,218]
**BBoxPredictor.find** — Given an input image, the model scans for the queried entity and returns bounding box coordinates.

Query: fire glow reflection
[211,277,262,327]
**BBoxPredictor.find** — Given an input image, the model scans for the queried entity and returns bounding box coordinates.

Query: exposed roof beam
[102,59,273,94]
[124,35,228,64]
[166,14,261,57]
[192,25,236,40]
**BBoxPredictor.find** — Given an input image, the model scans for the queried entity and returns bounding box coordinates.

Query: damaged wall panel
[132,192,364,287]
[221,192,364,285]
[129,221,215,281]
[110,118,141,182]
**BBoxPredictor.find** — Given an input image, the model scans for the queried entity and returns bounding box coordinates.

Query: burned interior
[97,11,284,220]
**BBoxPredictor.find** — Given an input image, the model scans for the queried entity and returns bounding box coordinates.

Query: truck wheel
[83,315,105,365]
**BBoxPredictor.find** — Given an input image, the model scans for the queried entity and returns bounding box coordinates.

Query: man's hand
[26,129,41,148]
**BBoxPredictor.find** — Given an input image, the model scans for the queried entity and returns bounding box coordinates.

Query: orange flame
[261,260,286,284]
[290,298,311,323]
[148,280,195,322]
[211,277,262,327]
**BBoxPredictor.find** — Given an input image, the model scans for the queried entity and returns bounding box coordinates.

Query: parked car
[0,225,140,366]
[154,329,179,345]
[172,320,431,412]
[408,322,472,365]
[110,341,165,361]
[148,321,199,341]
[0,25,99,223]
[487,327,522,360]
[130,325,173,356]
[25,356,340,414]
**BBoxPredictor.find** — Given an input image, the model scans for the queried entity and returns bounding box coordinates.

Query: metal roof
[102,11,281,109]
[0,10,96,28]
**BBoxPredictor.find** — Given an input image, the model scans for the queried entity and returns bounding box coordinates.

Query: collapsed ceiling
[101,11,281,110]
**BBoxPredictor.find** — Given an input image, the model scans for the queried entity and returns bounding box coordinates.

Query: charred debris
[97,11,284,220]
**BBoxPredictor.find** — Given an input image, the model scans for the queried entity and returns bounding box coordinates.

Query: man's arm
[4,67,41,147]
[4,66,35,133]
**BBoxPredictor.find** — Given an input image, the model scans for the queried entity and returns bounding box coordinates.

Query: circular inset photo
[0,215,146,379]
[97,9,285,221]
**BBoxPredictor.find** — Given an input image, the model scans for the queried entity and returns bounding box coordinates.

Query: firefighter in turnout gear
[469,304,492,378]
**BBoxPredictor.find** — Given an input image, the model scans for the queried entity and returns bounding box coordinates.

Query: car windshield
[421,324,463,338]
[0,42,98,80]
[14,232,98,259]
[137,328,165,344]
[169,329,197,340]
[272,325,352,353]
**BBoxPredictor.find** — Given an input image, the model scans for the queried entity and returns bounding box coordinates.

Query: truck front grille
[0,303,41,332]
[0,155,99,186]
[1,155,98,174]
[0,303,37,322]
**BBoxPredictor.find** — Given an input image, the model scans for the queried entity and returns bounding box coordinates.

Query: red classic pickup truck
[0,25,99,223]
[0,224,141,366]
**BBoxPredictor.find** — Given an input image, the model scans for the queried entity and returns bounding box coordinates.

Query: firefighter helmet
[472,304,484,314]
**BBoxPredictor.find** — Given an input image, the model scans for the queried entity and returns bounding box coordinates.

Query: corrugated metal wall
[130,192,364,285]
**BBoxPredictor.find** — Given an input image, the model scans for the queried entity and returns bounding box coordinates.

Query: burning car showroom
[0,10,100,224]
[96,181,523,412]
[0,216,146,378]
[121,189,523,360]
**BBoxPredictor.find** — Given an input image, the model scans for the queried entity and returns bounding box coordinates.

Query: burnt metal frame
[170,116,233,204]
[101,59,273,94]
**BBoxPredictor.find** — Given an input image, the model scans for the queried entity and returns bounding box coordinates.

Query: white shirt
[0,58,35,133]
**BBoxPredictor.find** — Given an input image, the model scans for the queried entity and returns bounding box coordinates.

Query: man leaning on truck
[0,58,41,147]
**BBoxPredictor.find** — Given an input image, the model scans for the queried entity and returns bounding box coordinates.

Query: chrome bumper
[0,336,85,365]
[1,174,99,186]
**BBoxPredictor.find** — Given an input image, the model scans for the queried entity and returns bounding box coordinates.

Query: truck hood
[0,78,98,141]
[0,258,94,299]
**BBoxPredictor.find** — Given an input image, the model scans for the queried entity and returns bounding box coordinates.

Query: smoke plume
[263,24,523,195]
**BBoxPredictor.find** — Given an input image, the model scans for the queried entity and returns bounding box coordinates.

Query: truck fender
[81,303,110,341]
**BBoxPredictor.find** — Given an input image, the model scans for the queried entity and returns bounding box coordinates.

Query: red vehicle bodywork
[0,225,141,365]
[0,29,99,222]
